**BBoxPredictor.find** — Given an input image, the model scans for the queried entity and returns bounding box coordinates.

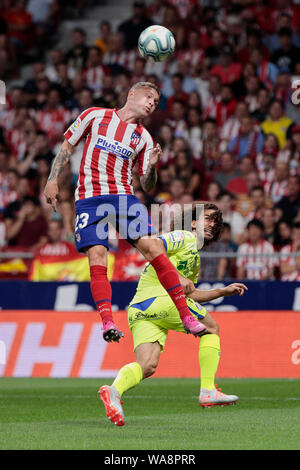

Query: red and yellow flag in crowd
[29,242,145,282]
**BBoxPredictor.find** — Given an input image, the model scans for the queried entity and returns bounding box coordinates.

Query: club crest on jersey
[130,131,141,146]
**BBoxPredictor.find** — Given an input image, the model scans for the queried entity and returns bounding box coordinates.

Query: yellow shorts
[128,296,207,352]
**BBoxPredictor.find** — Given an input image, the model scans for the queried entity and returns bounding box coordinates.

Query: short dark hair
[278,27,292,38]
[171,201,223,246]
[22,196,41,207]
[293,222,300,230]
[250,185,264,195]
[217,190,234,201]
[247,219,265,231]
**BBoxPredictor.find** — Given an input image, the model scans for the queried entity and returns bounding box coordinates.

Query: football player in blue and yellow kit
[99,202,248,425]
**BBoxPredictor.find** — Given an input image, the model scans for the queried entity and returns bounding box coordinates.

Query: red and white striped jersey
[64,107,154,201]
[280,243,300,281]
[237,240,276,280]
[176,49,204,68]
[35,106,72,146]
[264,179,288,203]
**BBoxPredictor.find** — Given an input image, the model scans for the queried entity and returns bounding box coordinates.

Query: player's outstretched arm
[188,283,248,303]
[140,143,162,192]
[44,139,75,211]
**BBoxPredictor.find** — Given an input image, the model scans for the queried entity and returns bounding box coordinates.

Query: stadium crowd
[0,0,300,281]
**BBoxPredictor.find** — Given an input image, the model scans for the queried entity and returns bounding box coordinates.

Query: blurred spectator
[261,100,293,149]
[104,32,136,75]
[3,175,31,222]
[274,218,293,249]
[271,27,300,74]
[17,130,54,178]
[0,167,18,211]
[236,219,276,280]
[35,88,71,145]
[94,21,112,57]
[213,151,240,190]
[57,200,75,243]
[278,125,300,175]
[262,207,277,245]
[37,219,77,256]
[167,73,189,112]
[165,99,188,138]
[205,26,226,66]
[216,190,246,245]
[210,45,242,85]
[265,160,289,204]
[265,12,300,52]
[215,84,237,127]
[161,177,187,232]
[249,47,279,90]
[66,28,89,73]
[237,28,269,65]
[169,150,200,198]
[251,88,272,123]
[198,118,220,174]
[227,156,255,195]
[184,106,202,160]
[45,48,68,83]
[203,74,221,120]
[275,175,300,222]
[155,167,171,203]
[286,100,300,126]
[220,101,249,153]
[245,185,269,222]
[200,224,234,281]
[1,0,33,76]
[279,222,300,281]
[177,29,204,68]
[161,4,184,49]
[206,181,222,205]
[130,57,147,84]
[82,46,111,98]
[228,115,264,161]
[118,1,153,51]
[5,196,48,249]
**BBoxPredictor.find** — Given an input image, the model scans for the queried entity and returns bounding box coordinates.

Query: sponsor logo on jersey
[130,131,141,146]
[72,117,81,130]
[95,137,134,160]
[169,231,185,242]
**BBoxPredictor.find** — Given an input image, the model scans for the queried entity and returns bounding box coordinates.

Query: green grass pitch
[0,377,299,450]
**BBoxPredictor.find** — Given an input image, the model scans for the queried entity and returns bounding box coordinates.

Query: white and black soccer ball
[138,25,176,62]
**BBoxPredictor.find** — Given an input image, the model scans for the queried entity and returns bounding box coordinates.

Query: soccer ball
[138,25,176,62]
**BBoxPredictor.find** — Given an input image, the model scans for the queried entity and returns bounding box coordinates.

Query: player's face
[130,87,159,117]
[203,209,218,241]
[193,209,217,241]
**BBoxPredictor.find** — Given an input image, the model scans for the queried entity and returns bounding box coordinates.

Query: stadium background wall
[1,311,300,378]
[1,280,300,310]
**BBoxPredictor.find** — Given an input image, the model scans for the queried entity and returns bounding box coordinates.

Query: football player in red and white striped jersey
[44,82,205,342]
